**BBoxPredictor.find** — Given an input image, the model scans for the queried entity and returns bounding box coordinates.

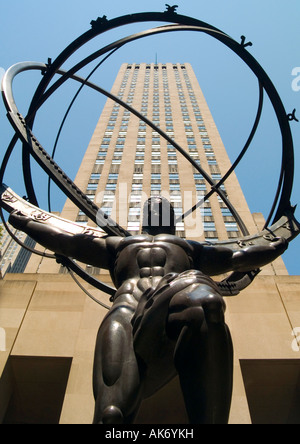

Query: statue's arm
[230,237,288,272]
[189,238,288,275]
[9,211,114,269]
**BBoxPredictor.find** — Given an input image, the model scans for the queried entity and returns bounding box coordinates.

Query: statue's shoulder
[105,236,124,251]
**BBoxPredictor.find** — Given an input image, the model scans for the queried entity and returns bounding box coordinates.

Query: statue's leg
[167,283,233,424]
[92,304,143,424]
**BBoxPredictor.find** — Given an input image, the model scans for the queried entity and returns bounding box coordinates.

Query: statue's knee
[101,406,124,424]
[203,293,226,324]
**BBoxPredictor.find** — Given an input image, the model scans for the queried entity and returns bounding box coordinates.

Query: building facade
[0,223,35,277]
[0,64,299,424]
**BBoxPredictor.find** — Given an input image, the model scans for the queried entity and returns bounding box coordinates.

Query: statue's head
[142,196,176,236]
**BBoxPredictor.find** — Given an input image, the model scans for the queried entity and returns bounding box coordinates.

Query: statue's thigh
[167,283,226,338]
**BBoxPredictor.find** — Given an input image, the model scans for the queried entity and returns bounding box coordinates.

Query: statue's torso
[110,234,195,302]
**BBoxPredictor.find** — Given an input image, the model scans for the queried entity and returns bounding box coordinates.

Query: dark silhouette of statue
[9,196,288,424]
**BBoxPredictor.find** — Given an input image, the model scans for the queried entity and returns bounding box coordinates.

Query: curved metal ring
[21,13,294,227]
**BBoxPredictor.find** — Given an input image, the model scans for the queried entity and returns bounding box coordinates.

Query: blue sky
[0,0,299,274]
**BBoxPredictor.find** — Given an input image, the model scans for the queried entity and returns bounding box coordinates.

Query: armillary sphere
[1,8,299,308]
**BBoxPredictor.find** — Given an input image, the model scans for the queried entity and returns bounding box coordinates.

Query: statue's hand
[9,211,30,230]
[232,235,289,273]
[269,236,289,254]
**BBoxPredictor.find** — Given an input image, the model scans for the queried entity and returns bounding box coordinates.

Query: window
[90,173,101,180]
[225,222,239,232]
[106,184,117,191]
[113,152,123,158]
[196,184,206,191]
[205,237,219,243]
[130,194,142,203]
[103,194,115,202]
[204,222,216,231]
[221,208,233,217]
[87,183,98,190]
[129,208,141,216]
[127,221,140,232]
[201,208,213,217]
[151,174,161,180]
[187,137,196,144]
[132,184,143,191]
[176,222,185,232]
[108,174,119,180]
[151,184,161,190]
[170,195,182,203]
